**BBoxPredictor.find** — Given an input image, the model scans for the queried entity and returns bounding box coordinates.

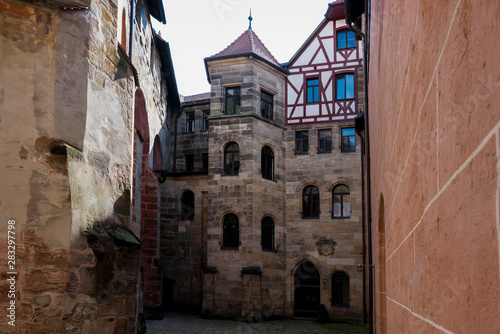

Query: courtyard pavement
[146,312,368,334]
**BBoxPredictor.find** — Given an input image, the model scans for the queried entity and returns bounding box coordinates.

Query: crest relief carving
[316,239,336,256]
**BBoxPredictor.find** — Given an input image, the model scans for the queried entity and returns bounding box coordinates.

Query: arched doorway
[294,261,320,318]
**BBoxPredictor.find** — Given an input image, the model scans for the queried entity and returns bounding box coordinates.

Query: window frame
[261,146,274,181]
[225,87,241,115]
[341,128,356,153]
[261,216,275,252]
[224,142,240,176]
[318,129,332,153]
[302,185,320,219]
[180,190,195,220]
[337,29,356,50]
[185,112,195,133]
[332,184,351,219]
[222,213,239,249]
[260,90,274,120]
[295,130,309,155]
[185,153,194,172]
[331,271,350,307]
[202,110,210,131]
[201,152,208,172]
[306,78,320,103]
[335,73,355,101]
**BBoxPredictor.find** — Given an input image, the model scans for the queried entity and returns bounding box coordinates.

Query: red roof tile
[209,29,280,66]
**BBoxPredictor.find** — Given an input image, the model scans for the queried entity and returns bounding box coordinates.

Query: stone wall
[283,119,364,320]
[368,0,500,332]
[201,56,288,319]
[0,0,170,332]
[160,175,208,311]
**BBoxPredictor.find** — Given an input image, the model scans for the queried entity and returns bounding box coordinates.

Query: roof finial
[248,9,253,30]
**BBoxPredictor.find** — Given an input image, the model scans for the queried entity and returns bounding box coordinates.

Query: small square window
[318,129,332,153]
[186,112,195,133]
[306,78,319,103]
[341,128,356,152]
[337,30,356,50]
[295,131,309,155]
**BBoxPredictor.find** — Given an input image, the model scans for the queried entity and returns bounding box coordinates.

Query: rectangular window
[201,153,208,172]
[185,154,194,172]
[260,91,274,120]
[318,129,332,153]
[337,30,356,50]
[336,74,355,100]
[306,78,319,103]
[202,111,210,131]
[295,131,309,155]
[341,128,356,152]
[186,112,195,133]
[225,87,241,115]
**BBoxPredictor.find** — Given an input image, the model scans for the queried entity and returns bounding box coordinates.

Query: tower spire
[248,9,253,30]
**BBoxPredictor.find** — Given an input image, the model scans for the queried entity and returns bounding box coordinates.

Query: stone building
[345,0,500,333]
[161,1,365,321]
[0,0,178,332]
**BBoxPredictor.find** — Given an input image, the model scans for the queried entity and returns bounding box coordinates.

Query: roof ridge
[249,29,255,52]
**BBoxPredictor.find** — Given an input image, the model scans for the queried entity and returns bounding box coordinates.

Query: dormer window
[337,30,356,50]
[225,87,241,115]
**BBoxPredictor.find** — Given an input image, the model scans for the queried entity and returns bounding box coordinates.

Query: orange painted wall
[368,0,500,332]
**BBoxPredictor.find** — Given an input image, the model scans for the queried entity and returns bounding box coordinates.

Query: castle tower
[202,27,289,319]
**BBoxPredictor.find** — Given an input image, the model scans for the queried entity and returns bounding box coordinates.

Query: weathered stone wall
[200,57,288,319]
[174,100,210,172]
[160,175,208,311]
[283,120,364,320]
[0,0,170,332]
[368,0,500,332]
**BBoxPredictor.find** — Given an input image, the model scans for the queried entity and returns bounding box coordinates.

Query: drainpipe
[363,1,373,333]
[129,0,135,59]
[172,105,184,172]
[347,1,373,332]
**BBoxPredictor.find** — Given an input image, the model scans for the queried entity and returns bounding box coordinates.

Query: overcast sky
[153,0,333,97]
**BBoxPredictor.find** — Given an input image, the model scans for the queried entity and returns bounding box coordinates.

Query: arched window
[222,213,239,249]
[224,142,239,176]
[302,185,320,218]
[331,271,350,307]
[333,185,350,218]
[261,146,274,180]
[261,216,275,251]
[153,135,162,170]
[180,191,194,220]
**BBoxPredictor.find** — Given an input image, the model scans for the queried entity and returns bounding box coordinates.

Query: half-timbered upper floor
[285,1,363,126]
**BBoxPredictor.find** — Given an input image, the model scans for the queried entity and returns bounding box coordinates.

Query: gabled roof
[288,1,345,66]
[154,33,180,108]
[204,29,287,82]
[208,29,280,66]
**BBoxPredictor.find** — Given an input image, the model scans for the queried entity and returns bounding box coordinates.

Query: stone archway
[293,261,320,318]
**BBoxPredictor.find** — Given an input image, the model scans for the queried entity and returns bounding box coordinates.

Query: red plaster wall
[368,0,500,332]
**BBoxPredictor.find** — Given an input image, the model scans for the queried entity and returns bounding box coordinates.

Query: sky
[153,0,333,97]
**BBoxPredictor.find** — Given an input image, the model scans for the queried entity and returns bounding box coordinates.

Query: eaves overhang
[154,33,180,108]
[203,52,289,84]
